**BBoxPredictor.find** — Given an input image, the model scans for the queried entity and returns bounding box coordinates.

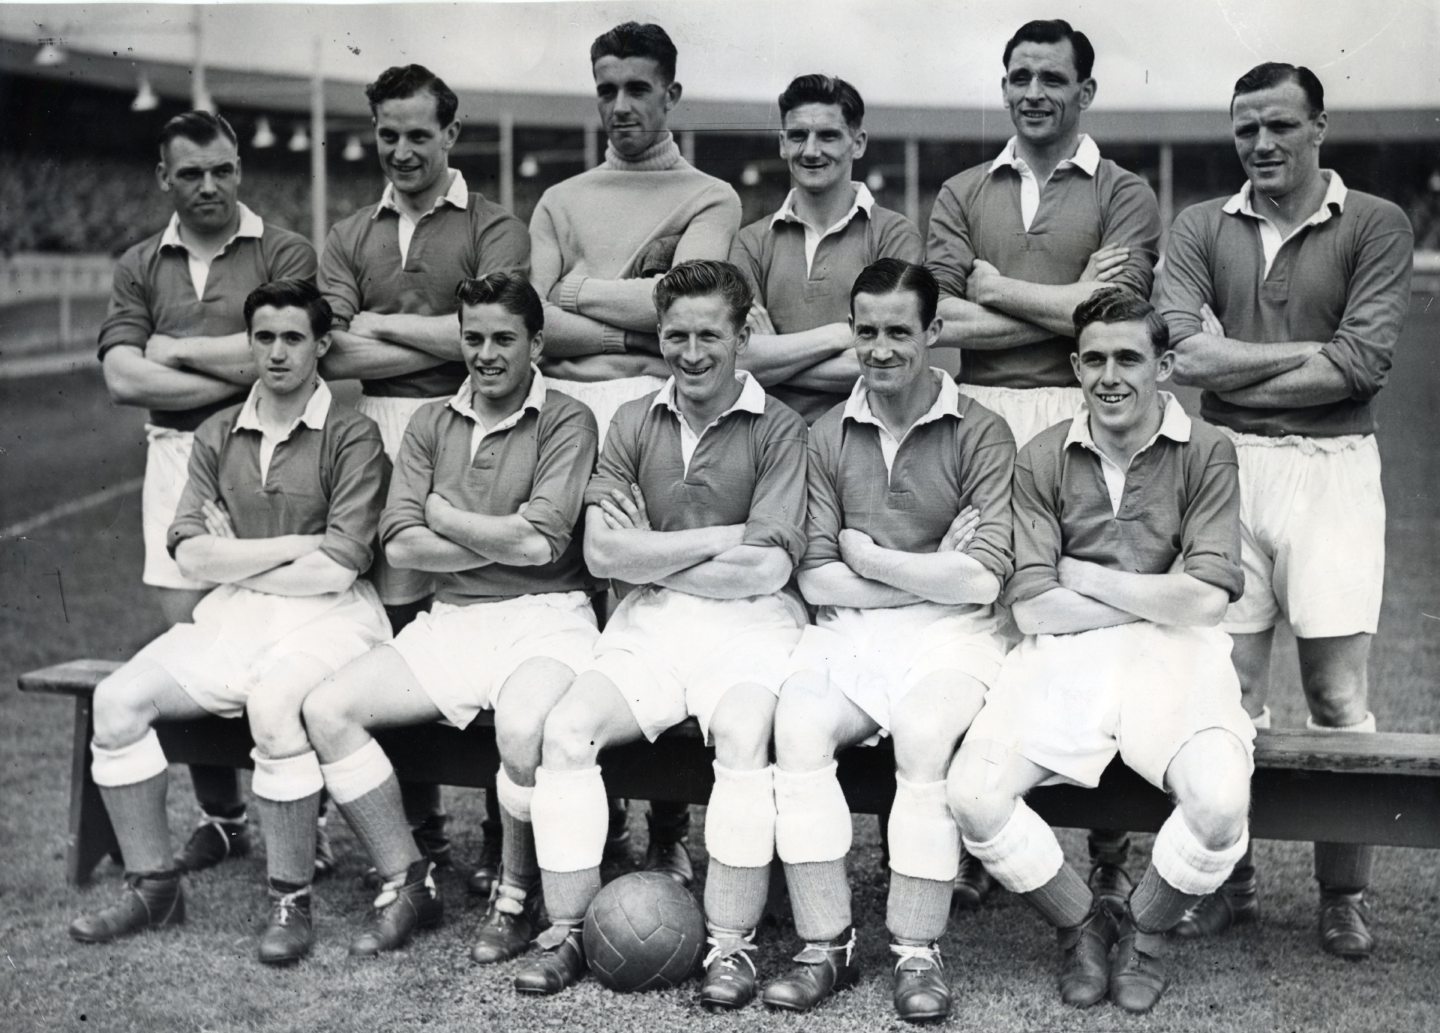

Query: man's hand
[746,303,778,337]
[1058,556,1102,595]
[597,484,652,531]
[202,499,235,538]
[1081,245,1131,283]
[425,492,456,529]
[938,506,981,553]
[1200,304,1225,337]
[145,334,189,369]
[347,311,389,339]
[965,259,1004,307]
[839,528,879,577]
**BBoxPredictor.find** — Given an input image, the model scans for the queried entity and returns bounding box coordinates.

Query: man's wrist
[602,325,628,354]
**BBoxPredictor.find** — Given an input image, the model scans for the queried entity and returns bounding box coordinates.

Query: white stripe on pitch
[0,476,144,538]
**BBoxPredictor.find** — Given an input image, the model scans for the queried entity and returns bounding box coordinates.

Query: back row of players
[72,16,1412,1023]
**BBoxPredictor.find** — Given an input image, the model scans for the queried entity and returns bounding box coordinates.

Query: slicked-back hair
[365,64,459,128]
[849,259,939,328]
[590,22,678,84]
[158,111,238,160]
[244,279,333,338]
[653,260,753,331]
[1231,62,1325,117]
[455,272,545,338]
[1072,286,1168,355]
[778,74,866,130]
[1003,19,1095,80]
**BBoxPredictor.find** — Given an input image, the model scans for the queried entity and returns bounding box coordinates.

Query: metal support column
[499,112,515,213]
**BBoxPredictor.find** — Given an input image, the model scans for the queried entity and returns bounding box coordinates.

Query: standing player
[948,289,1254,1014]
[1155,63,1413,957]
[97,111,316,876]
[529,21,743,879]
[319,64,531,881]
[300,273,599,961]
[761,260,1014,1022]
[925,17,1162,900]
[513,261,807,1006]
[730,75,923,425]
[69,280,391,965]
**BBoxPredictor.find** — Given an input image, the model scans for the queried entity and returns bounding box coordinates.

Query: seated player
[947,288,1254,1014]
[68,279,391,964]
[513,260,808,1007]
[301,273,600,961]
[761,260,1016,1022]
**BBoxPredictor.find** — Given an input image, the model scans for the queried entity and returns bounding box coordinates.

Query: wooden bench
[20,658,1440,885]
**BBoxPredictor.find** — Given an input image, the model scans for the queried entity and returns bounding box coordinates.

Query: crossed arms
[174,502,357,597]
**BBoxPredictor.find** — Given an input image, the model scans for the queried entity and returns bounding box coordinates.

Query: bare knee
[773,680,842,771]
[247,688,309,759]
[494,699,554,780]
[93,669,160,748]
[540,700,604,771]
[1170,732,1251,849]
[945,747,1016,842]
[709,690,775,770]
[1303,673,1368,727]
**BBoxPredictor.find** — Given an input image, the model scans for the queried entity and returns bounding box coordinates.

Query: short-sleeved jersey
[585,375,808,568]
[97,208,317,431]
[320,178,530,400]
[803,374,1015,584]
[1005,396,1243,608]
[379,373,598,604]
[731,199,922,423]
[925,147,1160,389]
[167,382,388,573]
[1154,175,1413,438]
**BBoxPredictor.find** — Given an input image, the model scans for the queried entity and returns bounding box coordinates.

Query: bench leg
[67,696,119,885]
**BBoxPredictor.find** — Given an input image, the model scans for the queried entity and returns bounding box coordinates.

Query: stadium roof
[4,36,1437,146]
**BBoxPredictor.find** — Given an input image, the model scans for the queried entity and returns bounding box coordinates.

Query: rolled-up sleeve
[959,419,1018,583]
[878,211,924,263]
[1003,446,1065,607]
[1153,206,1215,346]
[318,224,361,331]
[521,401,599,561]
[1099,171,1162,299]
[166,418,224,555]
[321,419,389,571]
[741,410,808,565]
[924,183,974,300]
[379,411,436,544]
[1317,207,1414,402]
[269,233,318,283]
[97,249,153,361]
[799,419,843,571]
[584,403,643,508]
[474,209,531,280]
[1179,437,1245,601]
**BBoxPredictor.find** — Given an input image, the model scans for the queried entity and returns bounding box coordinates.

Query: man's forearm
[236,551,357,596]
[368,313,464,361]
[586,522,744,584]
[656,545,791,599]
[430,507,551,566]
[161,332,257,385]
[320,331,444,380]
[739,324,853,387]
[1171,332,1323,392]
[1214,353,1354,408]
[974,276,1105,338]
[385,527,492,572]
[174,534,319,583]
[102,348,242,410]
[853,544,1000,606]
[1065,561,1227,627]
[569,276,665,332]
[1013,588,1143,635]
[797,562,925,608]
[933,297,1052,351]
[787,351,863,393]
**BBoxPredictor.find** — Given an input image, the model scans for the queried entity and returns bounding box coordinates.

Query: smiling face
[851,289,940,400]
[248,305,329,398]
[657,293,747,417]
[373,92,459,202]
[593,55,679,160]
[1071,318,1173,440]
[780,102,866,197]
[1002,39,1094,151]
[157,134,241,237]
[1232,80,1327,205]
[459,302,542,413]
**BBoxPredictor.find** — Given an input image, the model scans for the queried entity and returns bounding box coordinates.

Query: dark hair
[455,272,545,338]
[849,259,939,328]
[590,22,678,84]
[778,74,865,130]
[653,260,752,331]
[157,111,238,159]
[1002,19,1095,80]
[1231,62,1325,117]
[244,279,333,338]
[365,64,459,127]
[1072,287,1168,355]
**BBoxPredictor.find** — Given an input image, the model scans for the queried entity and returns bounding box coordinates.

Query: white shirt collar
[160,202,264,253]
[1222,169,1347,221]
[652,369,767,421]
[842,368,961,429]
[770,182,877,231]
[1064,390,1191,452]
[989,134,1102,177]
[374,169,469,219]
[233,378,333,435]
[447,365,548,432]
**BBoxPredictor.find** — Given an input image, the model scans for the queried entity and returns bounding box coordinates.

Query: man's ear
[315,332,333,359]
[1155,348,1176,383]
[1078,77,1097,112]
[529,331,545,364]
[665,80,683,111]
[925,316,944,350]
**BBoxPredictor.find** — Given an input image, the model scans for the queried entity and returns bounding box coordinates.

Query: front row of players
[72,260,1253,1019]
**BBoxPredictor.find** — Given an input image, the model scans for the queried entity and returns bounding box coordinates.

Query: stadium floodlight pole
[310,34,328,255]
